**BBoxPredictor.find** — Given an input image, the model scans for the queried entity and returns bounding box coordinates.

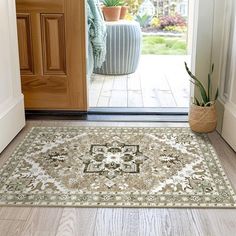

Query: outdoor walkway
[89,55,191,108]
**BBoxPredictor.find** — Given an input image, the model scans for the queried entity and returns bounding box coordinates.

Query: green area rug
[0,127,236,208]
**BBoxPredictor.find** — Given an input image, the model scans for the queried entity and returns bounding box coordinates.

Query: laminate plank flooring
[56,208,97,236]
[21,208,63,236]
[0,207,31,221]
[89,55,190,108]
[0,220,25,236]
[0,121,236,236]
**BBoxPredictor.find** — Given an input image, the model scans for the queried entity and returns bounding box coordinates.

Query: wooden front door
[16,0,87,110]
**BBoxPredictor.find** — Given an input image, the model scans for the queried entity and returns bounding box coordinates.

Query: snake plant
[103,0,125,6]
[184,62,219,107]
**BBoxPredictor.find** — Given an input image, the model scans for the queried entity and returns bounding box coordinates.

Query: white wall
[221,0,236,151]
[191,0,236,140]
[191,0,214,91]
[0,0,25,152]
[200,0,236,151]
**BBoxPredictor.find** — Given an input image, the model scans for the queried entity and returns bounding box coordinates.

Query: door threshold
[89,107,188,115]
[87,114,188,122]
[87,107,188,122]
[26,108,188,122]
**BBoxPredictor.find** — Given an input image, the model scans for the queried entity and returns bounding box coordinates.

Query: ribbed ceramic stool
[94,20,141,75]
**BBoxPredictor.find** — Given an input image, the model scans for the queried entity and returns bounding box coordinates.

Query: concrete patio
[89,55,191,108]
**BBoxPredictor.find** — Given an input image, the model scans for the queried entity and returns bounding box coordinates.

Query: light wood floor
[89,55,190,108]
[0,120,236,236]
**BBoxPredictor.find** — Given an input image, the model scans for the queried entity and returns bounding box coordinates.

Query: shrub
[163,25,187,33]
[125,0,143,15]
[159,14,187,30]
[150,17,160,28]
[125,12,134,21]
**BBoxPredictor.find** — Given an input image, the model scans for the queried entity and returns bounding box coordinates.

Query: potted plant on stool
[120,2,129,20]
[185,62,219,133]
[102,0,122,21]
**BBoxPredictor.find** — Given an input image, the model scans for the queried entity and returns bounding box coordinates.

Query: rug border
[0,126,236,208]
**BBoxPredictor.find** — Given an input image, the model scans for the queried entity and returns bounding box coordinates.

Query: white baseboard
[0,95,25,153]
[222,103,236,151]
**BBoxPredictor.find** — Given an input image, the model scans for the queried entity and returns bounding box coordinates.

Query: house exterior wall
[151,0,188,17]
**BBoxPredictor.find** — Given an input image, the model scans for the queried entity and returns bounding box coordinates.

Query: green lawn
[142,36,187,55]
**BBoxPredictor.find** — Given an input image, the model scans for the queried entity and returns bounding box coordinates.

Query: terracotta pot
[120,6,129,19]
[102,6,121,22]
[189,104,217,133]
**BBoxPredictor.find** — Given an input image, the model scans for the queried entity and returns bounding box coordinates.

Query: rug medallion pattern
[0,127,235,208]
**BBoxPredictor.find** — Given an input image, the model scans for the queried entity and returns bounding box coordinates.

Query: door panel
[41,14,66,75]
[16,0,87,110]
[17,14,34,75]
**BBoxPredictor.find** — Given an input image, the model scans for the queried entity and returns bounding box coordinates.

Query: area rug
[0,126,236,208]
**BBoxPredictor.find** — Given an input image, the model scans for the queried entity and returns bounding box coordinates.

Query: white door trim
[190,0,215,94]
[222,12,236,150]
[0,0,25,152]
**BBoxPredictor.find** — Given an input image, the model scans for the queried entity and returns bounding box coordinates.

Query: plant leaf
[194,97,201,106]
[208,63,214,101]
[207,73,211,101]
[189,80,201,88]
[211,63,214,73]
[103,0,123,6]
[214,88,219,100]
[184,62,208,104]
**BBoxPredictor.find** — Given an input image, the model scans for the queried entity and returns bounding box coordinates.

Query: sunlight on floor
[89,55,191,108]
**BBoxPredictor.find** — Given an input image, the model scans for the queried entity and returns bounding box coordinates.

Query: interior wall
[191,0,214,94]
[0,0,25,152]
[221,0,236,151]
[211,0,234,133]
[191,0,234,134]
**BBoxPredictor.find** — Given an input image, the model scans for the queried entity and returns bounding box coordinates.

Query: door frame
[86,0,216,112]
[222,0,236,151]
[11,0,218,116]
[189,0,215,101]
[0,0,25,152]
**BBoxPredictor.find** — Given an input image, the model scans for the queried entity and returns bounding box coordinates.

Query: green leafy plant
[184,62,219,107]
[103,0,125,7]
[135,14,152,28]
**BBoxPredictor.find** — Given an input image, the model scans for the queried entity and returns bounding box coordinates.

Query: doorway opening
[88,0,192,112]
